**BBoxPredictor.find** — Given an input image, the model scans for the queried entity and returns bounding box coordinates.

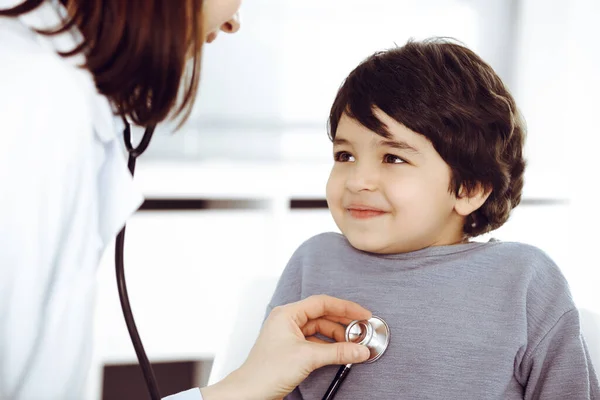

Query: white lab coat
[0,1,201,399]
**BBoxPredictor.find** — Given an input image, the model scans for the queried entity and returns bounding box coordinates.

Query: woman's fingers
[301,318,347,342]
[228,296,371,399]
[285,295,372,328]
[323,315,355,325]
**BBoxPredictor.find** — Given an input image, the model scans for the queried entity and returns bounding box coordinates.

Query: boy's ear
[454,183,492,217]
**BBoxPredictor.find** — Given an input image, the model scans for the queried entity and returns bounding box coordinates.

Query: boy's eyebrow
[333,137,421,154]
[333,138,352,146]
[378,139,421,154]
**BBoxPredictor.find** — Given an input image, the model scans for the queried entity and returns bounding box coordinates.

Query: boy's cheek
[325,175,344,200]
[384,179,423,205]
[387,176,448,204]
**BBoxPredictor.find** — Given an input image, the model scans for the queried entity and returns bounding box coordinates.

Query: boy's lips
[346,205,388,219]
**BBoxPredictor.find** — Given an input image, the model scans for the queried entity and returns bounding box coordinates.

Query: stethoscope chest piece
[322,316,391,399]
[345,316,390,363]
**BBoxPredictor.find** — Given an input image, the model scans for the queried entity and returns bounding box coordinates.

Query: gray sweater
[267,232,599,399]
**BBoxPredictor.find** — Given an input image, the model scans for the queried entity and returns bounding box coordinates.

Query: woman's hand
[201,295,372,400]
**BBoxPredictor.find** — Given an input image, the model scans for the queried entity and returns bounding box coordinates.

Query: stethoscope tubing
[321,364,353,400]
[116,121,161,400]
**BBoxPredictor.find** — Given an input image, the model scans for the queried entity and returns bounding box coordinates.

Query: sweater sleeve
[520,309,599,399]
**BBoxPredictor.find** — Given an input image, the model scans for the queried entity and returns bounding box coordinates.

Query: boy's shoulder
[292,232,351,257]
[480,240,574,309]
[301,231,348,247]
[480,240,563,277]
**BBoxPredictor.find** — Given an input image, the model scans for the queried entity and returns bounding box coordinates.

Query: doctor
[0,0,372,399]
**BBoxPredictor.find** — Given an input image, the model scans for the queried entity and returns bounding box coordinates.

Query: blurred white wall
[564,0,600,310]
[146,0,516,161]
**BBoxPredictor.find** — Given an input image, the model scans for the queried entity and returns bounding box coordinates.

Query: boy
[267,39,599,399]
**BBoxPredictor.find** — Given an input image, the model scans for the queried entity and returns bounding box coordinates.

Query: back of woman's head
[1,0,206,127]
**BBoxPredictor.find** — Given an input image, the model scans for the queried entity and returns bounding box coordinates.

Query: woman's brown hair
[0,0,205,127]
[329,38,527,238]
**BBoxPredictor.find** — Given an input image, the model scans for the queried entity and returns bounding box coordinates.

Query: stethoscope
[116,121,162,400]
[115,121,392,400]
[321,316,391,400]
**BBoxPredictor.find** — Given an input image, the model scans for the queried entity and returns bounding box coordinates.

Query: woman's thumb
[311,342,370,369]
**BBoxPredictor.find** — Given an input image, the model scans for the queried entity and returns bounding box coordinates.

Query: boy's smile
[346,204,389,219]
[326,109,471,254]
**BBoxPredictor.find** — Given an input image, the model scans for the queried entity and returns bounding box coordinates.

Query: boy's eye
[334,151,355,162]
[383,154,406,164]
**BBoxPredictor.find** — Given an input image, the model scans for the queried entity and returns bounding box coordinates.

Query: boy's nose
[345,164,378,193]
[221,12,241,34]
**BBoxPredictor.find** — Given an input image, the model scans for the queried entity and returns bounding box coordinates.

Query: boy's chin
[345,233,411,255]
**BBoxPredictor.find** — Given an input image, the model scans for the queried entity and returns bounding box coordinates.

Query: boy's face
[326,109,466,254]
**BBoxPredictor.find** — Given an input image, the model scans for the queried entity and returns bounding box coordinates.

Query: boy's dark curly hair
[328,38,526,237]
